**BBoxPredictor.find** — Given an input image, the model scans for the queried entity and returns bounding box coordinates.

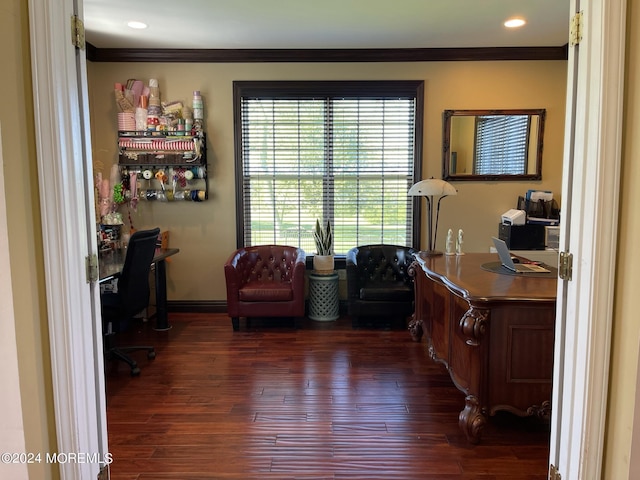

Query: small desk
[409,253,556,443]
[99,247,179,331]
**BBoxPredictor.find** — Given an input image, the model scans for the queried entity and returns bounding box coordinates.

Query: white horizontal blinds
[240,92,416,255]
[474,114,530,175]
[331,98,414,252]
[241,98,324,254]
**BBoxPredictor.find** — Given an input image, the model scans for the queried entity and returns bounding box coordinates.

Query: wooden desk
[99,247,179,331]
[409,253,556,443]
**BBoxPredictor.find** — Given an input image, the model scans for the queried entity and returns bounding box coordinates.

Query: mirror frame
[442,108,546,181]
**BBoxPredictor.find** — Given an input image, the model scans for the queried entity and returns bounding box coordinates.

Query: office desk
[409,253,556,443]
[99,247,179,331]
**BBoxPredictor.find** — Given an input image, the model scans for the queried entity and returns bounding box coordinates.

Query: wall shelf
[117,132,208,201]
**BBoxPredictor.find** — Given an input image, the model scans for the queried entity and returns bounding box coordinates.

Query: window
[233,81,424,255]
[474,114,531,175]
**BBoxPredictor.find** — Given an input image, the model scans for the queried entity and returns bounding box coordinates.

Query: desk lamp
[408,178,457,256]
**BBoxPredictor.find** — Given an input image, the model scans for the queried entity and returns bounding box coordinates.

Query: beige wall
[87,60,567,302]
[1,0,58,478]
[605,0,640,477]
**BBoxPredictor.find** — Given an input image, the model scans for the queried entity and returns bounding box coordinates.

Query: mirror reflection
[443,109,546,181]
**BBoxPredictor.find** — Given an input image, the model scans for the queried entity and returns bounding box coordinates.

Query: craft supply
[99,178,111,216]
[192,90,203,121]
[135,107,147,131]
[148,78,160,106]
[129,171,138,211]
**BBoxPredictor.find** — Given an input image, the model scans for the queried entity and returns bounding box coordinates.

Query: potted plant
[313,218,334,274]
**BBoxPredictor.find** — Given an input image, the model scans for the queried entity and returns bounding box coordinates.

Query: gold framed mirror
[442,109,546,181]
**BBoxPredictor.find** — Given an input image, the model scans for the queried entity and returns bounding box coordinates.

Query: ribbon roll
[175,168,187,187]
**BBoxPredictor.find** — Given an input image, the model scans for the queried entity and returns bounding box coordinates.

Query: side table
[308,272,340,321]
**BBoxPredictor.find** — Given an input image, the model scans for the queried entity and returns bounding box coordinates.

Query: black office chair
[101,227,160,376]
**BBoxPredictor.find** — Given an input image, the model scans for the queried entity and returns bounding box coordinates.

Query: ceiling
[83,0,570,50]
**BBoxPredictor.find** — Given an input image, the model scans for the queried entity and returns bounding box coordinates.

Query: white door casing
[26,0,628,479]
[549,0,626,478]
[28,0,108,478]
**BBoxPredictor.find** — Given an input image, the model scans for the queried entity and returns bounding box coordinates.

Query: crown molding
[86,44,568,63]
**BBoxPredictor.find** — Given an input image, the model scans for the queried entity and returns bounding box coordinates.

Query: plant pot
[313,255,334,274]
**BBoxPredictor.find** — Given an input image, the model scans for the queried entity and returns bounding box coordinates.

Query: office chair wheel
[130,366,141,376]
[147,350,156,359]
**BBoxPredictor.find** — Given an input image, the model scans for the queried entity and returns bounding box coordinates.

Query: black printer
[498,223,545,250]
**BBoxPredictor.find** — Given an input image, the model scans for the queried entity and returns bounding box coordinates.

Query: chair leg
[119,345,156,359]
[231,317,239,331]
[106,344,155,376]
[109,348,141,376]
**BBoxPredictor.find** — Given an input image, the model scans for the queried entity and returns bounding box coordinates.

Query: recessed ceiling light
[127,21,148,30]
[504,18,526,28]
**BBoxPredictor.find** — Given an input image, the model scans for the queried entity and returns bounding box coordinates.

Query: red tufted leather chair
[224,245,306,331]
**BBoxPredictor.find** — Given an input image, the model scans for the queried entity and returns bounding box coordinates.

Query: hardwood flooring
[105,313,550,479]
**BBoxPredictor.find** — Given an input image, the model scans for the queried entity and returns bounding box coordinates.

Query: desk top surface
[414,252,557,303]
[99,247,179,282]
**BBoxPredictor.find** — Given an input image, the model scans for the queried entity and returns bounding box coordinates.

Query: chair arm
[345,248,361,299]
[223,249,247,296]
[290,248,306,299]
[290,249,307,278]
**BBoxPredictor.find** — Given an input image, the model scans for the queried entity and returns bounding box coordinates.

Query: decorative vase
[313,254,335,274]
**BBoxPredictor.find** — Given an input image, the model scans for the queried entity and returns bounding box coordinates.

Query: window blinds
[239,91,417,255]
[474,115,531,175]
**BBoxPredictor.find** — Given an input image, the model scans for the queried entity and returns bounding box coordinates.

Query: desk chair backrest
[117,228,160,318]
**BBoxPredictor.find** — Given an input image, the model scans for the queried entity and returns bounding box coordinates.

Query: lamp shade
[408,178,457,197]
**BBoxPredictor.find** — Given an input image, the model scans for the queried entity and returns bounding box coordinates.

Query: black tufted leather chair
[224,245,306,331]
[346,244,417,328]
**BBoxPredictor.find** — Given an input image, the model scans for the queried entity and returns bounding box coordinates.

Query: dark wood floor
[105,313,550,479]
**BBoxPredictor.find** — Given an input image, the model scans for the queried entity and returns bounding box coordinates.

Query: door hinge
[558,251,573,281]
[86,254,99,283]
[549,463,562,480]
[570,11,583,47]
[71,14,86,50]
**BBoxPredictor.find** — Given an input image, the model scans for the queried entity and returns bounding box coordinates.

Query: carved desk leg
[459,395,486,444]
[408,315,423,342]
[457,306,489,443]
[407,261,423,342]
[459,306,488,347]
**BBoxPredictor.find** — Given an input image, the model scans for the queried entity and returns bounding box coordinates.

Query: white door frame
[28,0,108,478]
[27,0,627,479]
[550,0,626,478]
